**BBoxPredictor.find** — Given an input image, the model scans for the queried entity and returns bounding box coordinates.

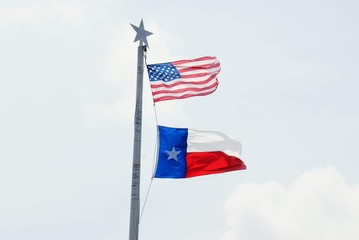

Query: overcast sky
[1,1,358,240]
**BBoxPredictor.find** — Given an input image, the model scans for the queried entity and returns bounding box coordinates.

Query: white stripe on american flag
[149,56,220,102]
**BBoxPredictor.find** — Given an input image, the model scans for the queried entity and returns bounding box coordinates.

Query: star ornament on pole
[130,19,153,47]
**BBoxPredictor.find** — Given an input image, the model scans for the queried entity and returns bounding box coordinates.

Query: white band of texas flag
[155,126,246,178]
[147,56,220,102]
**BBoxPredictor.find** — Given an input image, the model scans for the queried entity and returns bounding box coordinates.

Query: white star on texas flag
[166,146,181,162]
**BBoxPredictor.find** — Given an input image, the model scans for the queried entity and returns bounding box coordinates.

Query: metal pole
[129,43,145,240]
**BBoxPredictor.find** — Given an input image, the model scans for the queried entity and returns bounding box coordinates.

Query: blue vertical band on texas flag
[155,125,246,178]
[155,126,188,178]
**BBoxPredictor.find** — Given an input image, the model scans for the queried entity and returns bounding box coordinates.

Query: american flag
[146,56,221,102]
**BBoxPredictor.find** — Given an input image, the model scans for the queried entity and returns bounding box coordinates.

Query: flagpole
[129,43,144,240]
[129,20,152,240]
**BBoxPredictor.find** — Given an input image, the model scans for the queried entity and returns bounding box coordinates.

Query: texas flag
[154,126,246,178]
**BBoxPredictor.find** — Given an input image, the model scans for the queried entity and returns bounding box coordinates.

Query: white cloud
[0,1,86,28]
[84,97,136,125]
[222,166,359,240]
[49,1,86,28]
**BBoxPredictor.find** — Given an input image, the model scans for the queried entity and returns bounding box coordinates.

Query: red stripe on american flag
[172,56,217,65]
[152,88,218,102]
[176,62,221,74]
[151,80,219,96]
[180,72,217,78]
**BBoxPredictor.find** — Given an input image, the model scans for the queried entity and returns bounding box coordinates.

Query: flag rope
[138,177,153,224]
[134,117,158,240]
[131,177,154,240]
[131,177,153,240]
[151,104,160,176]
[144,47,160,178]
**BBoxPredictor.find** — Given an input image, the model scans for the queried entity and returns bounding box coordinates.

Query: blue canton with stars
[147,63,181,82]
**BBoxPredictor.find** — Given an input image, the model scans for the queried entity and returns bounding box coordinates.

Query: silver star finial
[130,19,153,47]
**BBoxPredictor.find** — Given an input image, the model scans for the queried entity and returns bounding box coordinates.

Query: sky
[0,0,358,239]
